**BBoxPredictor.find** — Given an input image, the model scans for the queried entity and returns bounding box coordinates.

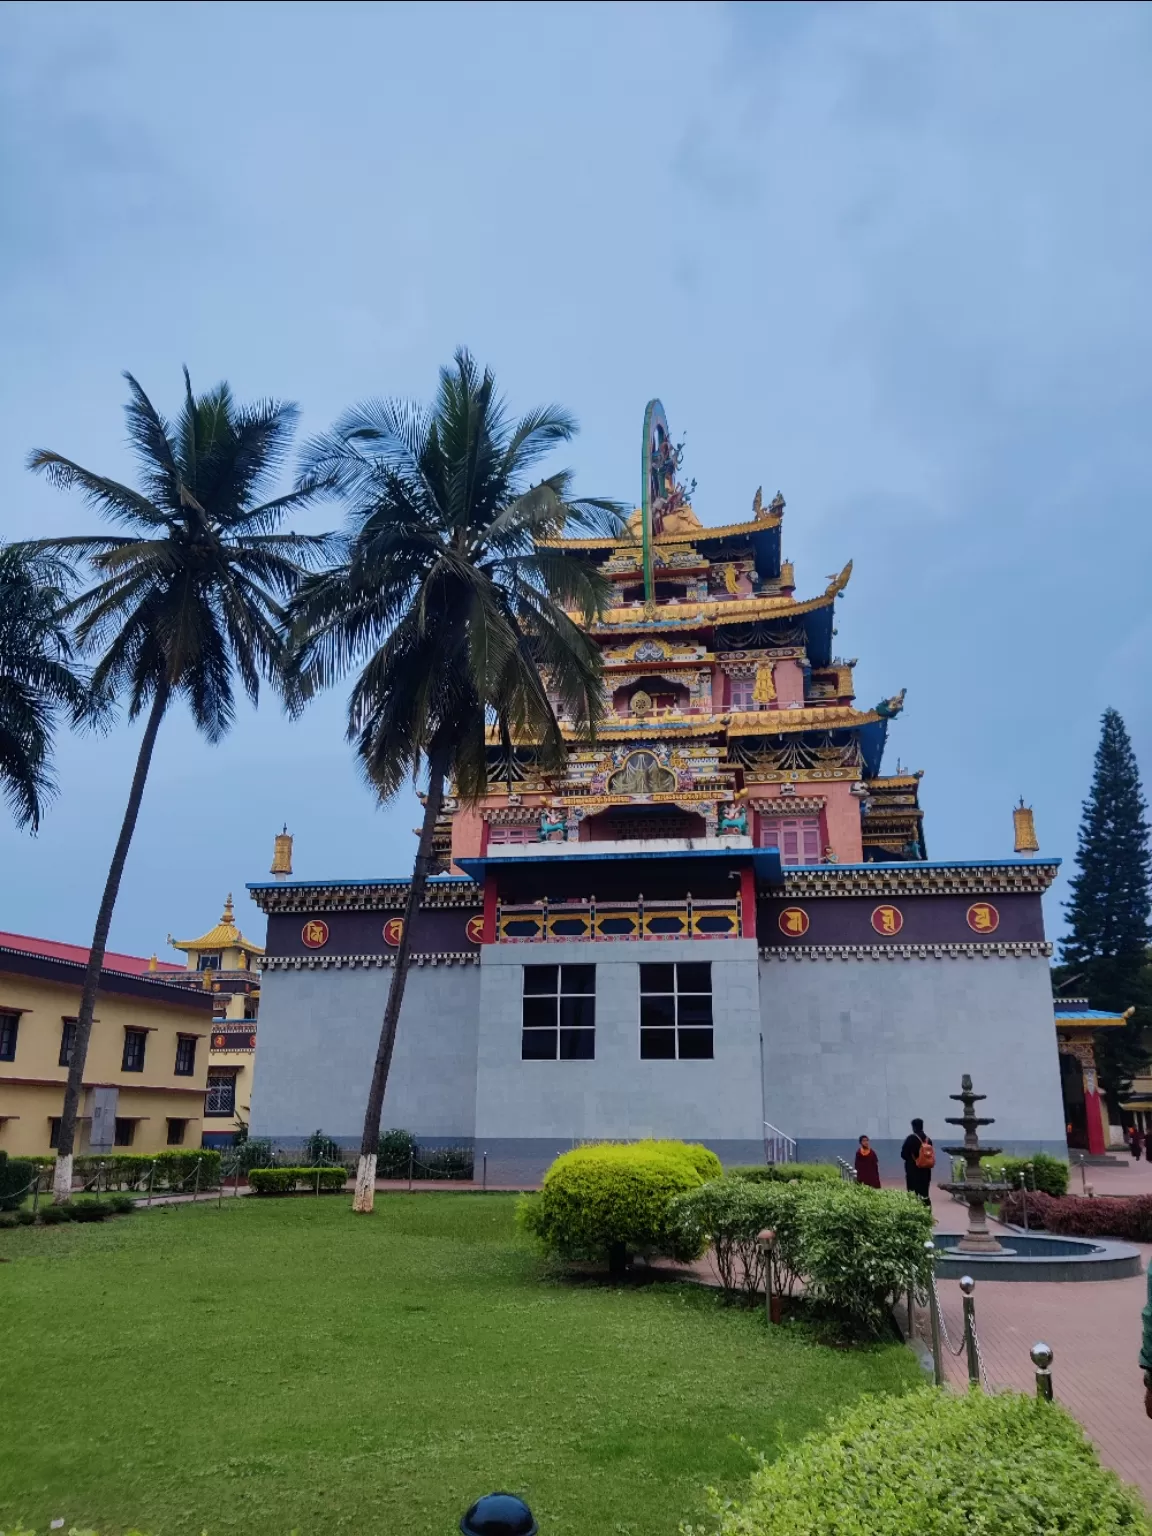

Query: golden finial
[271,825,293,879]
[148,953,157,972]
[824,559,853,598]
[752,486,763,517]
[221,893,235,924]
[1013,799,1039,854]
[768,491,785,515]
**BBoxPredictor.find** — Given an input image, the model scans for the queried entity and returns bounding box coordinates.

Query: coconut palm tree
[0,542,89,831]
[289,349,624,1212]
[28,370,332,1199]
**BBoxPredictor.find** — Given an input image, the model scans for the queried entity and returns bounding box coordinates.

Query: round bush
[691,1386,1150,1535]
[518,1144,706,1274]
[40,1203,73,1224]
[729,1163,840,1185]
[108,1194,136,1214]
[68,1198,111,1222]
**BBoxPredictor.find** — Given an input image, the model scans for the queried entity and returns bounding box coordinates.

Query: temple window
[174,1035,198,1077]
[728,676,755,711]
[0,1010,18,1061]
[489,825,538,846]
[521,964,596,1060]
[166,1118,187,1146]
[114,1117,137,1147]
[639,962,714,1060]
[121,1028,147,1073]
[759,817,822,866]
[197,952,221,972]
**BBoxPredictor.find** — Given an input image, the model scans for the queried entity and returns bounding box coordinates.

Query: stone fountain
[940,1073,1011,1254]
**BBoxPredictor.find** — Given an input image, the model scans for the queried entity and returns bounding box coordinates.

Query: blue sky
[2,0,1150,958]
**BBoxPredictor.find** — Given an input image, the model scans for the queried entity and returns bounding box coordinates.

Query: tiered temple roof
[436,404,923,872]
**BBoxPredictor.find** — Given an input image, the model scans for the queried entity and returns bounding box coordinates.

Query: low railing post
[408,1148,414,1193]
[193,1157,202,1201]
[758,1228,781,1324]
[960,1276,979,1388]
[482,1151,488,1192]
[146,1159,157,1207]
[32,1171,41,1219]
[1020,1170,1029,1231]
[924,1243,943,1386]
[1030,1341,1054,1401]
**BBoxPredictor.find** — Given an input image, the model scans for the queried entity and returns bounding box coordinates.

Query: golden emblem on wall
[629,689,653,716]
[607,750,677,796]
[383,918,405,947]
[778,906,810,937]
[301,919,329,949]
[466,915,485,945]
[752,662,776,705]
[871,904,904,936]
[966,902,1000,934]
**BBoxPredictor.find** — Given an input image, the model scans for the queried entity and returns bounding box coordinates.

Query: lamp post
[460,1493,538,1536]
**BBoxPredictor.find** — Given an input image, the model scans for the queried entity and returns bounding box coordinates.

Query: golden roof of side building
[485,702,886,745]
[169,894,264,956]
[585,586,844,632]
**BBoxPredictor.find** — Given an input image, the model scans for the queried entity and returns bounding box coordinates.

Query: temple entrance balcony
[497,894,741,943]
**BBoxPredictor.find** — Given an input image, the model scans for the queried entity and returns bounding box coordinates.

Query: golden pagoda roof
[485,701,885,746]
[170,895,264,956]
[587,588,840,632]
[539,503,783,550]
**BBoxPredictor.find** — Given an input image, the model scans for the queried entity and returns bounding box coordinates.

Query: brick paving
[911,1158,1152,1502]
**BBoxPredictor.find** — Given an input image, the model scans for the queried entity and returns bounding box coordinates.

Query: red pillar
[482,875,498,944]
[739,865,757,940]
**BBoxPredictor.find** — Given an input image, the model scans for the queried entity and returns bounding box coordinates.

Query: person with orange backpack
[900,1117,935,1206]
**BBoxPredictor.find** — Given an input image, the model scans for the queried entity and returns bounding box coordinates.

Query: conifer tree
[1056,708,1152,1102]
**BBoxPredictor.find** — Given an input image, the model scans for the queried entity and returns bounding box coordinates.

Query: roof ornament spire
[1013,799,1039,854]
[271,825,293,880]
[874,688,906,719]
[221,893,234,924]
[824,560,853,599]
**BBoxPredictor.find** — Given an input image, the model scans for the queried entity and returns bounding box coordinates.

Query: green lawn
[0,1195,919,1535]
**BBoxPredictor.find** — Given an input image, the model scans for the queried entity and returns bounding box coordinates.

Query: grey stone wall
[759,951,1068,1162]
[475,939,765,1180]
[249,962,480,1144]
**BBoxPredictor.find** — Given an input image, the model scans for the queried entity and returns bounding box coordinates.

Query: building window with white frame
[640,962,713,1059]
[521,964,595,1060]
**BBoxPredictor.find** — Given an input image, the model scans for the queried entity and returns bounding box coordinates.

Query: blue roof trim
[1054,1008,1125,1020]
[246,874,475,891]
[456,847,783,883]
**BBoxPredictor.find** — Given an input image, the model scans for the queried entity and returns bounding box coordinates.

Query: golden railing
[496,895,741,942]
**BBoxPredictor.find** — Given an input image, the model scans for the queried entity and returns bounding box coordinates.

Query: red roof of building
[0,931,185,976]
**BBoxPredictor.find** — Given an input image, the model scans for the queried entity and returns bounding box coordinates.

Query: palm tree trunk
[52,683,169,1201]
[352,742,450,1213]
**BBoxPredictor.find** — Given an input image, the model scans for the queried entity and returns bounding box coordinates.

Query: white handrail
[763,1120,796,1164]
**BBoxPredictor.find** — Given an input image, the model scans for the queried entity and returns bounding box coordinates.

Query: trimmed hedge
[980,1152,1069,1197]
[248,1166,348,1196]
[35,1150,225,1191]
[518,1142,708,1274]
[728,1163,840,1185]
[1001,1190,1152,1242]
[668,1176,933,1333]
[688,1385,1150,1535]
[0,1149,35,1210]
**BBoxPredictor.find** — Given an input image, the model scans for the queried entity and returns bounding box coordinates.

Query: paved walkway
[915,1159,1152,1502]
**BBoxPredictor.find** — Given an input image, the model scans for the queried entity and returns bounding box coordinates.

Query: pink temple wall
[773,659,805,707]
[823,781,863,864]
[450,805,486,872]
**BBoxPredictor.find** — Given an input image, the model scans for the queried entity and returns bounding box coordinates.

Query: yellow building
[168,895,263,1146]
[0,931,215,1157]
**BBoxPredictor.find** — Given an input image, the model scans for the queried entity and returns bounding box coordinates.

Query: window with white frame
[521,964,595,1060]
[758,816,821,866]
[728,675,755,711]
[639,962,713,1059]
[205,1070,238,1116]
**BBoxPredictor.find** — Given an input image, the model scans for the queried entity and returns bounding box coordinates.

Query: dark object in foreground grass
[460,1491,538,1535]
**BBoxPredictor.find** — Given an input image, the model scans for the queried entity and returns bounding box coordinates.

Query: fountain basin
[933,1228,1142,1282]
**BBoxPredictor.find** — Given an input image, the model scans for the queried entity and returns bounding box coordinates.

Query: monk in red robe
[854,1134,881,1188]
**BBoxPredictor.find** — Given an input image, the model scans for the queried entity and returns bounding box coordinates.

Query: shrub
[635,1140,722,1182]
[728,1163,840,1185]
[795,1182,934,1337]
[0,1150,35,1211]
[68,1150,223,1192]
[0,1213,17,1229]
[981,1152,1069,1197]
[1001,1190,1152,1242]
[15,1209,35,1226]
[668,1177,806,1303]
[689,1385,1150,1536]
[304,1128,344,1163]
[518,1143,706,1275]
[40,1203,73,1224]
[248,1166,347,1196]
[68,1198,111,1222]
[233,1138,275,1176]
[108,1194,136,1214]
[377,1128,417,1177]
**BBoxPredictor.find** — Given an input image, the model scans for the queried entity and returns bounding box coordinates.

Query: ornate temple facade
[247,403,1067,1176]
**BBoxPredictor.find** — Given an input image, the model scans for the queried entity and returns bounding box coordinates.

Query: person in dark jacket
[854,1134,881,1188]
[1130,1126,1143,1159]
[900,1118,934,1206]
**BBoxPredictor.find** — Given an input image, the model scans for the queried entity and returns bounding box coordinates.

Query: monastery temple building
[248,402,1071,1176]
